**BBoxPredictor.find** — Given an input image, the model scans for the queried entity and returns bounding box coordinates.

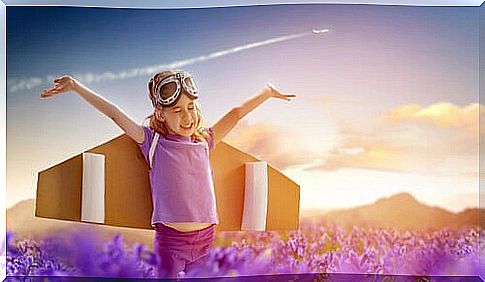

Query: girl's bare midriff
[162,222,213,232]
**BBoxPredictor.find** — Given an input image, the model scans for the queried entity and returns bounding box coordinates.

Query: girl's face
[156,93,198,137]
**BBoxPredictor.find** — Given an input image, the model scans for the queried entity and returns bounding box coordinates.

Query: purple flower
[6,223,482,279]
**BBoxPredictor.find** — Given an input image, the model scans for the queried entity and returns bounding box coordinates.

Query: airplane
[312,28,329,34]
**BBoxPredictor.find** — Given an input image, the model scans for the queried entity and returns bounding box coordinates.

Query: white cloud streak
[8,31,314,93]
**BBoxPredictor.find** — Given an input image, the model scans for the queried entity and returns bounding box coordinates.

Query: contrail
[8,29,328,93]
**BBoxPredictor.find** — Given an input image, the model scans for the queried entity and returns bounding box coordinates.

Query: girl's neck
[165,132,193,142]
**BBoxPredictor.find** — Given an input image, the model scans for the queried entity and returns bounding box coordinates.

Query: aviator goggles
[151,72,199,107]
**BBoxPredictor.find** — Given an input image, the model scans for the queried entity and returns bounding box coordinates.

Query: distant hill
[304,193,484,230]
[7,193,484,244]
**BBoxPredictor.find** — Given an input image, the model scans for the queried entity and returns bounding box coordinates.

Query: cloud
[223,120,318,170]
[387,103,481,157]
[8,31,314,93]
[306,102,480,176]
[216,101,480,176]
[308,134,419,173]
[8,77,44,92]
[383,102,480,129]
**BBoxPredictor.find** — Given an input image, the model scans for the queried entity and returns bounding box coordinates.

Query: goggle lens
[184,76,197,93]
[160,81,178,99]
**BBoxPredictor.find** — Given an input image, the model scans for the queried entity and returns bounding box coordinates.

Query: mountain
[302,193,483,230]
[6,199,155,248]
[454,207,484,228]
[7,193,483,243]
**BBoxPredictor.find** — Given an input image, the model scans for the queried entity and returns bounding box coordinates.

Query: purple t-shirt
[137,126,219,226]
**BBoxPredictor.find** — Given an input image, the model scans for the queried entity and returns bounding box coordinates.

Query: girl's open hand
[40,75,78,98]
[265,83,296,101]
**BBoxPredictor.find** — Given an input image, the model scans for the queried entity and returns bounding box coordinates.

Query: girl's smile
[180,123,193,130]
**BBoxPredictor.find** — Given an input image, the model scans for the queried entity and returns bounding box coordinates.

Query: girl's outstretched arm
[211,83,295,146]
[40,75,145,144]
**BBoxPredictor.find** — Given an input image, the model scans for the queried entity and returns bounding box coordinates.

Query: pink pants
[153,223,216,279]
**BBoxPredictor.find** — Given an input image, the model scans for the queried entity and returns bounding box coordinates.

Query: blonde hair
[144,70,210,143]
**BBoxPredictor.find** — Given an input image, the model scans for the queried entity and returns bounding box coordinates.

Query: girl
[40,69,295,278]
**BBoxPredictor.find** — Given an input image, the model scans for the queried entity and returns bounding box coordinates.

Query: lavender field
[3,220,483,279]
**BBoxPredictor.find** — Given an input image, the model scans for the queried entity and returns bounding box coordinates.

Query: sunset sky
[7,4,480,212]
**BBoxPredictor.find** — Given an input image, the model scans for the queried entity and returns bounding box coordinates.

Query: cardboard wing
[35,134,300,231]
